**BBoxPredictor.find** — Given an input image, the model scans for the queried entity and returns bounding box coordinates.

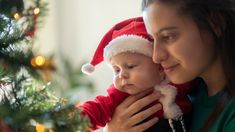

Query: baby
[79,17,192,132]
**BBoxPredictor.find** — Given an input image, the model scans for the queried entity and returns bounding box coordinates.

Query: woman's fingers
[125,90,162,117]
[130,117,159,132]
[130,104,162,123]
[126,103,162,128]
[113,89,157,121]
[107,89,163,132]
[119,88,154,108]
[115,90,162,129]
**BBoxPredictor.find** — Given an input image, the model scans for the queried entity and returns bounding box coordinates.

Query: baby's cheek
[113,77,121,89]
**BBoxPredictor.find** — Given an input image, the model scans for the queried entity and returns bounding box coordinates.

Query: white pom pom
[81,63,95,75]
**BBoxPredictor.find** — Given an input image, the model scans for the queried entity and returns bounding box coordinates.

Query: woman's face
[143,2,218,84]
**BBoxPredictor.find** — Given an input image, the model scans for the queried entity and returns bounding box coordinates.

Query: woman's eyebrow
[150,27,177,38]
[158,26,177,34]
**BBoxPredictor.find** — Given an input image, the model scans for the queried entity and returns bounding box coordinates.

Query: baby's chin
[118,88,138,95]
[126,91,138,95]
[127,88,153,95]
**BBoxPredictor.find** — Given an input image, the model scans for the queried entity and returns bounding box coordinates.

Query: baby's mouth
[122,84,134,88]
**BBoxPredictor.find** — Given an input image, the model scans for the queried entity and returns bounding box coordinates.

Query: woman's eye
[160,33,177,43]
[163,35,173,41]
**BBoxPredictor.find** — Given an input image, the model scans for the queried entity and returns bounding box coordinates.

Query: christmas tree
[0,0,91,131]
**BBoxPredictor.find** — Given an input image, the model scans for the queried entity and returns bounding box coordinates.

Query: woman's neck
[201,57,226,96]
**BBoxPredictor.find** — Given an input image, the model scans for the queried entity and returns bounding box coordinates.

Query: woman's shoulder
[188,78,207,101]
[225,97,235,107]
[221,97,235,116]
[211,97,235,132]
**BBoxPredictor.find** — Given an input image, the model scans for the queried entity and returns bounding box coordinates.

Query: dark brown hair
[142,0,235,131]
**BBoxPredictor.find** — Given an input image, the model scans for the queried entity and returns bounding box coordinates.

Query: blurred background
[36,0,142,103]
[0,0,142,131]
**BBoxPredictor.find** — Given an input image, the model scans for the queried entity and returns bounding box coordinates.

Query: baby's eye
[126,64,136,69]
[112,66,120,75]
[114,69,120,75]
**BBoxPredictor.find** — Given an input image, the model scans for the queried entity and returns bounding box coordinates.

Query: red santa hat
[82,17,153,75]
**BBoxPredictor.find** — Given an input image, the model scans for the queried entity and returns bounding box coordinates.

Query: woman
[107,0,235,131]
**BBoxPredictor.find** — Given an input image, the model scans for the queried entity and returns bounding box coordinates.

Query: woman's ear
[208,13,226,37]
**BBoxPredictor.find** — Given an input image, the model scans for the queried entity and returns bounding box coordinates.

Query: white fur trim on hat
[104,35,153,62]
[81,63,95,75]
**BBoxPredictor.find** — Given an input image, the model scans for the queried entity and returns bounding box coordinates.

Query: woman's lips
[163,64,179,73]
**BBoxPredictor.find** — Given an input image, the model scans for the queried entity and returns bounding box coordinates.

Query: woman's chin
[168,76,192,85]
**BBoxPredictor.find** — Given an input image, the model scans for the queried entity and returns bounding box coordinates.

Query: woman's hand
[106,89,162,132]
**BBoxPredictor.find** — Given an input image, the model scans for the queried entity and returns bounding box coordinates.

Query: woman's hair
[142,0,235,131]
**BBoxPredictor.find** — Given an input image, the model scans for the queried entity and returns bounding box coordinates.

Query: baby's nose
[119,70,129,79]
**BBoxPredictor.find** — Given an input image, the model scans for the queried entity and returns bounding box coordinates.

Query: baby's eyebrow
[110,64,116,68]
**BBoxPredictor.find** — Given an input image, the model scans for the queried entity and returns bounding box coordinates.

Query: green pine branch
[0,0,92,131]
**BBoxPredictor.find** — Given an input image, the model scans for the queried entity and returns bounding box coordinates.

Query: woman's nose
[152,42,167,64]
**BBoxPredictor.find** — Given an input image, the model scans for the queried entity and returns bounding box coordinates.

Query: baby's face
[109,52,164,95]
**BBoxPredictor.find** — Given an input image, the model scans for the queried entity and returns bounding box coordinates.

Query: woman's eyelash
[160,34,176,42]
[163,36,172,40]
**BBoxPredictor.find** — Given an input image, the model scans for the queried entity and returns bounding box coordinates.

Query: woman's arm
[106,89,162,132]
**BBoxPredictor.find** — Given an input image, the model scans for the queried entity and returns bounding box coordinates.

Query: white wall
[36,0,142,102]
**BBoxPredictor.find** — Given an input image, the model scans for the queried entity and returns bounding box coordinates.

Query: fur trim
[104,35,153,62]
[155,84,183,119]
[81,63,95,75]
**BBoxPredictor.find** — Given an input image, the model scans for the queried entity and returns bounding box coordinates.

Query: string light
[31,58,36,67]
[35,56,46,66]
[35,123,54,132]
[31,55,46,67]
[13,13,20,20]
[36,123,45,132]
[34,7,40,15]
[30,55,55,81]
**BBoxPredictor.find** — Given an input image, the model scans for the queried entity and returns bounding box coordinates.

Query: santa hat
[81,17,153,75]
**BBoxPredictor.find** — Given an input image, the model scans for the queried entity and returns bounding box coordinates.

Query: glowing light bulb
[14,13,20,20]
[34,7,40,15]
[36,123,45,132]
[35,56,46,66]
